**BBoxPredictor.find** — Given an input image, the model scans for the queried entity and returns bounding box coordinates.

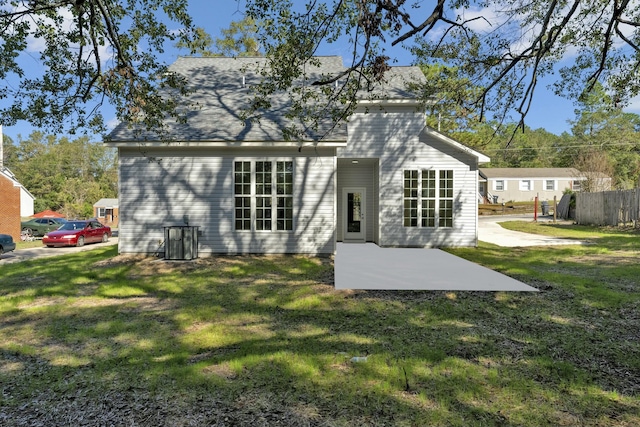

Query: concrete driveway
[478,214,585,247]
[0,238,118,264]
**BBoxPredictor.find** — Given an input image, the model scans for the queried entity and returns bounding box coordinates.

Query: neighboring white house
[479,167,612,203]
[106,56,489,256]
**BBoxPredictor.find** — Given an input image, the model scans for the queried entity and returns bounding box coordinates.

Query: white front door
[343,187,366,242]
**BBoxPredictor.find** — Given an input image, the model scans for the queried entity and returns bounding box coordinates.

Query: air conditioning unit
[164,226,199,260]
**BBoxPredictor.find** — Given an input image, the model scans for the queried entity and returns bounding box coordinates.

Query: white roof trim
[104,140,347,148]
[357,99,424,107]
[423,127,490,163]
[0,167,36,200]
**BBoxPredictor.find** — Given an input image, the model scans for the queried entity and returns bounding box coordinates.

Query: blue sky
[2,0,633,142]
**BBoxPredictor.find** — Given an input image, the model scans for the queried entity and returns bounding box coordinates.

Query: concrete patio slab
[335,243,537,292]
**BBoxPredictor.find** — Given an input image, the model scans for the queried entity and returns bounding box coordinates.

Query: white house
[479,167,612,203]
[106,56,489,256]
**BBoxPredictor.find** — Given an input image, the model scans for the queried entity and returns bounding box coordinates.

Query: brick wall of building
[0,174,21,241]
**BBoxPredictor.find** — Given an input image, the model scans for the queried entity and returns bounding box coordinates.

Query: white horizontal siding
[339,110,479,248]
[117,147,336,255]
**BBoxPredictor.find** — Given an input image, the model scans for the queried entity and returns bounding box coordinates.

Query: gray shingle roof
[108,56,426,143]
[93,198,119,207]
[480,168,583,179]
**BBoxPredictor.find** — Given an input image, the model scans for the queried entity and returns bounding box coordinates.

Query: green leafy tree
[177,18,262,58]
[176,27,217,57]
[0,0,202,135]
[5,132,117,217]
[3,0,639,141]
[215,17,261,57]
[244,0,640,139]
[415,63,482,133]
[454,122,563,168]
[568,84,640,189]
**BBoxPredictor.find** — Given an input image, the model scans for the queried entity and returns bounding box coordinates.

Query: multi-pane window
[520,180,532,191]
[545,180,555,191]
[403,170,419,227]
[234,161,252,230]
[439,170,454,227]
[255,162,272,231]
[234,161,294,231]
[495,180,504,191]
[276,162,294,230]
[421,170,436,227]
[404,169,454,228]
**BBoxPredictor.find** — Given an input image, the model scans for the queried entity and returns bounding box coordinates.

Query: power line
[481,141,640,152]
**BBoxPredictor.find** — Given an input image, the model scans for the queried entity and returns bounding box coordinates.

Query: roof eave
[357,98,426,108]
[104,140,348,148]
[423,127,490,163]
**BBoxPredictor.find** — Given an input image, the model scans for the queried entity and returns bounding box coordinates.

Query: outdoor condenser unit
[164,226,199,260]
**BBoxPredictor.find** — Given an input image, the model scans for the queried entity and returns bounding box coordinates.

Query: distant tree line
[433,83,640,191]
[2,132,117,219]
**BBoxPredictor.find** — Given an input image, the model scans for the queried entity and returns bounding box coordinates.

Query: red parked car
[43,220,112,247]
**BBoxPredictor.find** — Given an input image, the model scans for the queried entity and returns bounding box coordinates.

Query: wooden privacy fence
[576,189,640,226]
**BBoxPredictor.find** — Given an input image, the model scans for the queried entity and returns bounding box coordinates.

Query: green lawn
[0,227,638,426]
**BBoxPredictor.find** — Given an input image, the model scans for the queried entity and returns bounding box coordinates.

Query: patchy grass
[15,239,43,250]
[0,235,638,426]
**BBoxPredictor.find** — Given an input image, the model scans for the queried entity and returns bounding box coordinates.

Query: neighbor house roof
[93,198,119,208]
[480,168,585,179]
[33,210,66,218]
[107,56,427,146]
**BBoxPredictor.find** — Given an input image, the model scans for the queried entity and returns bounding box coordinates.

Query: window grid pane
[439,200,453,227]
[403,170,419,227]
[234,162,251,195]
[256,196,272,231]
[276,161,293,195]
[439,170,453,198]
[234,162,252,231]
[439,170,454,228]
[256,161,272,195]
[421,170,436,228]
[277,196,293,230]
[234,196,251,230]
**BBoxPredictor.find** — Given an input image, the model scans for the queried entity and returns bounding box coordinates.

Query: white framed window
[520,180,532,191]
[572,180,582,191]
[97,207,106,218]
[234,161,252,231]
[494,180,505,191]
[234,160,294,232]
[439,170,454,227]
[404,169,454,228]
[403,170,419,227]
[545,180,556,191]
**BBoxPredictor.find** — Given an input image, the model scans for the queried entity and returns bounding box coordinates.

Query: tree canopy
[245,0,640,137]
[2,0,640,140]
[2,131,117,217]
[0,0,203,135]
